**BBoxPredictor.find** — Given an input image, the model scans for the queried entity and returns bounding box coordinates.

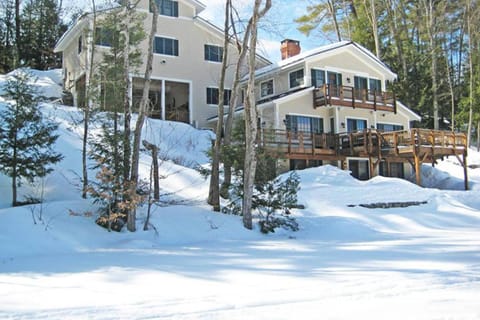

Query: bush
[223,171,302,233]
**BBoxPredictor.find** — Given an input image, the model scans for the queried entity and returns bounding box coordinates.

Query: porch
[259,128,469,189]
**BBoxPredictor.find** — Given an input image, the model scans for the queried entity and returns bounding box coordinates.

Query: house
[234,40,468,186]
[54,0,271,128]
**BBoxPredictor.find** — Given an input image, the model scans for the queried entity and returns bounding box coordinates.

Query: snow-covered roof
[250,41,397,81]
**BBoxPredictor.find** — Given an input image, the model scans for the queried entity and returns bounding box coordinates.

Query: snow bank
[0,68,63,99]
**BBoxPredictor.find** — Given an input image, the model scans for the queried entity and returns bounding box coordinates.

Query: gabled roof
[251,41,397,80]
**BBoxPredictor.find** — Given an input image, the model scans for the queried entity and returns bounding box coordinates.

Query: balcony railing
[313,84,397,113]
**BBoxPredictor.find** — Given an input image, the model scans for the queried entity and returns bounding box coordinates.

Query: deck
[313,84,397,112]
[260,128,469,189]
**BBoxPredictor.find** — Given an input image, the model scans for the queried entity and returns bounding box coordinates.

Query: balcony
[313,84,396,113]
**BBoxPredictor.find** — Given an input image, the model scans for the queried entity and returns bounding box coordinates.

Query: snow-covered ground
[1,72,480,319]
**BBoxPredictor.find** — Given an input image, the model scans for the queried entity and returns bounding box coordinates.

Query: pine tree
[20,0,66,69]
[0,70,63,206]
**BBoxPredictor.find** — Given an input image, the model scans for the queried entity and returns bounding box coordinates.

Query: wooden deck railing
[260,128,467,158]
[314,84,396,113]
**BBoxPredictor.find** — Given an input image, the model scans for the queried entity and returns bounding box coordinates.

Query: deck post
[414,153,422,186]
[464,152,469,190]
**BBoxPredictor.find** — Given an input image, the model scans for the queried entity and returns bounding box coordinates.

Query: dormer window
[152,0,179,17]
[289,69,304,89]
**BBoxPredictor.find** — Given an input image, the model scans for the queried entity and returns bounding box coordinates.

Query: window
[377,123,404,132]
[154,37,179,56]
[260,79,274,97]
[379,162,404,178]
[349,159,369,180]
[78,36,82,54]
[369,78,382,92]
[289,69,304,88]
[285,115,323,134]
[354,76,368,100]
[204,45,223,62]
[206,87,231,105]
[95,27,117,47]
[347,118,367,132]
[152,0,179,17]
[311,69,325,87]
[327,71,342,97]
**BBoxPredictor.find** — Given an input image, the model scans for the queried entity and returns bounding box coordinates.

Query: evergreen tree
[20,0,66,69]
[0,70,63,206]
[0,0,16,72]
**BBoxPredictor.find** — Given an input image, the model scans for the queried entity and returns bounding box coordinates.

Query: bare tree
[242,0,272,230]
[221,5,253,197]
[82,0,98,199]
[129,0,159,228]
[208,0,231,211]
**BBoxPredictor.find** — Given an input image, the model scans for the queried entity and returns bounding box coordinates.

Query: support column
[414,154,422,186]
[463,152,469,191]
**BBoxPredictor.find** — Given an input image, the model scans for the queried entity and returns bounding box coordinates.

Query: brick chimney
[280,39,301,60]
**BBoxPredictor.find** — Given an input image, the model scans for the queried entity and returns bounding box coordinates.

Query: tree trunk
[14,0,20,67]
[242,0,271,230]
[328,0,342,42]
[208,0,230,211]
[123,2,135,232]
[466,0,473,147]
[221,6,253,198]
[131,0,158,190]
[82,0,97,199]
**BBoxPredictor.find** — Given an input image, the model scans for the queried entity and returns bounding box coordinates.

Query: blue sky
[199,0,329,62]
[63,0,330,63]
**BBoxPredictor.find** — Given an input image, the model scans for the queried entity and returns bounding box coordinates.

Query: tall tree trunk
[208,0,230,211]
[221,10,253,198]
[466,0,473,147]
[122,2,135,231]
[130,0,158,190]
[328,0,342,41]
[82,0,97,199]
[242,0,271,230]
[11,144,17,206]
[422,0,440,129]
[364,0,380,58]
[14,0,20,67]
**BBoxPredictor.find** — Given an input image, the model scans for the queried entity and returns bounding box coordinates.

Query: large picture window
[154,37,179,56]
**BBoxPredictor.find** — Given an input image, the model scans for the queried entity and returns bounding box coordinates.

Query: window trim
[377,122,404,132]
[288,68,305,89]
[206,87,232,106]
[311,68,326,88]
[285,114,324,134]
[345,117,368,132]
[152,0,179,17]
[204,44,223,63]
[260,79,274,98]
[154,35,179,57]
